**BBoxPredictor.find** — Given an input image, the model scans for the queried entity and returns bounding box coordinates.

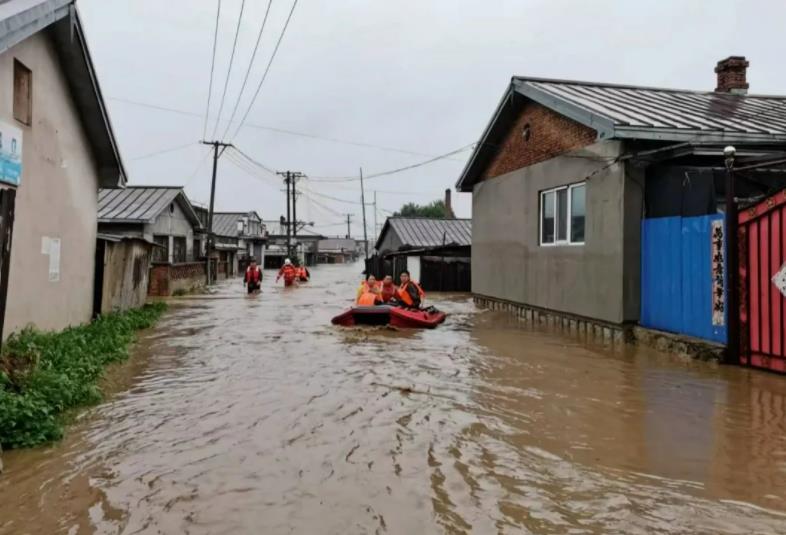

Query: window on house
[540,182,586,245]
[152,235,169,262]
[172,236,187,263]
[14,59,32,126]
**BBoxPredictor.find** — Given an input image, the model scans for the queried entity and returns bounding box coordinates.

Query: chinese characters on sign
[711,220,725,326]
[0,121,23,186]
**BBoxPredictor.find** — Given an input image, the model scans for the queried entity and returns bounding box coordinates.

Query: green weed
[0,302,166,449]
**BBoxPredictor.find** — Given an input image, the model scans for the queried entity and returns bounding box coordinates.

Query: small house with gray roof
[370,216,472,291]
[458,56,786,345]
[212,211,267,275]
[98,186,207,296]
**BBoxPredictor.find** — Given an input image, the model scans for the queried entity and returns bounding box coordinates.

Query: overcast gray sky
[79,0,786,238]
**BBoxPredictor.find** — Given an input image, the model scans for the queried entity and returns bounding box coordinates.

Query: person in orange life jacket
[356,274,382,305]
[296,264,310,282]
[244,257,262,294]
[396,270,425,308]
[379,275,396,303]
[276,258,298,287]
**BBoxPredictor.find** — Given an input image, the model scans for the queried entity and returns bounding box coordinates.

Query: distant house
[263,220,323,268]
[457,56,786,343]
[317,238,359,264]
[370,217,472,291]
[212,212,267,275]
[98,187,205,296]
[0,1,126,337]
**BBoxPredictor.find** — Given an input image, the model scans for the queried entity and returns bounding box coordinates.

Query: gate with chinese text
[739,191,786,373]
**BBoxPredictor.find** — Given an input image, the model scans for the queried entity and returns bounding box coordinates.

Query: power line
[220,0,274,140]
[211,0,247,138]
[130,141,196,161]
[231,0,299,140]
[202,0,222,139]
[308,142,476,182]
[230,145,277,175]
[108,96,467,160]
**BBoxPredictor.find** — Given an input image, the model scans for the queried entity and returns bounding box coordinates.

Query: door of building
[0,188,16,345]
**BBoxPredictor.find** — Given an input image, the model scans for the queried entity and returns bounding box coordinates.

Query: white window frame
[539,182,586,246]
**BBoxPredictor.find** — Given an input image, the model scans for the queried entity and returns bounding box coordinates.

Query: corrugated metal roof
[98,187,181,222]
[377,217,471,251]
[457,76,786,191]
[212,213,243,237]
[517,78,786,140]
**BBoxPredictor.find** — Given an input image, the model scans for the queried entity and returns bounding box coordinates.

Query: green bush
[0,302,166,449]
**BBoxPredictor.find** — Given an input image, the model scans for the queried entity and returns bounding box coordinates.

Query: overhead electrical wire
[211,0,247,138]
[130,141,196,161]
[202,0,222,139]
[307,142,477,182]
[108,96,466,160]
[230,0,300,140]
[220,0,274,140]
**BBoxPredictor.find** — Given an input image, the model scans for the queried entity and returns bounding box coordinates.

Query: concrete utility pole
[200,140,232,285]
[345,213,352,239]
[277,170,305,260]
[359,167,368,259]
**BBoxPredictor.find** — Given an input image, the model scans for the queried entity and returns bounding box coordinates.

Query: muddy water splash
[1,263,786,534]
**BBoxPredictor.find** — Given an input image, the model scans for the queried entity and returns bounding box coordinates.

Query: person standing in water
[244,257,263,294]
[276,258,298,287]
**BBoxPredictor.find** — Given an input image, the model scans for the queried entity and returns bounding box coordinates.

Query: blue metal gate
[641,214,727,343]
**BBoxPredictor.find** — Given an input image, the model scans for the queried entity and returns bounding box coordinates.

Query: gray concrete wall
[0,32,102,335]
[471,140,636,324]
[143,201,195,263]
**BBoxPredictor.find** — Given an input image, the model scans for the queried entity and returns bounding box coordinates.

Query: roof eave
[614,127,786,144]
[0,0,71,55]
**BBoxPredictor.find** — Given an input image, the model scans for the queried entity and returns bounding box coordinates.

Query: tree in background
[394,200,448,218]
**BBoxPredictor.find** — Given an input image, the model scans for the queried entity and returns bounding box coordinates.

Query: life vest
[357,292,379,306]
[380,283,396,303]
[297,267,309,280]
[279,264,297,281]
[397,281,425,307]
[245,266,262,284]
[356,281,380,304]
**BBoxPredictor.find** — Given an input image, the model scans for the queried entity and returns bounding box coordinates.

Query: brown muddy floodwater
[2,262,786,534]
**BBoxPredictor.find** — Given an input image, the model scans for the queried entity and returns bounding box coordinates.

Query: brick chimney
[444,188,454,218]
[715,56,749,95]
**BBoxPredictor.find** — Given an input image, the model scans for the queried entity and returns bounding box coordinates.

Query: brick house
[457,57,786,339]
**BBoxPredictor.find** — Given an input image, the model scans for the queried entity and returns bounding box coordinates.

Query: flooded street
[2,262,786,534]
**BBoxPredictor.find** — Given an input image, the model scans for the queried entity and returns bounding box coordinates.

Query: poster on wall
[0,121,23,186]
[711,220,725,326]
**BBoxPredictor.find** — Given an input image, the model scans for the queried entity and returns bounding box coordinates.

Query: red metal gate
[739,190,786,373]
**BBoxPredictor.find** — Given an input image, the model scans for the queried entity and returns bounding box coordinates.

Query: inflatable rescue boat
[331,305,446,329]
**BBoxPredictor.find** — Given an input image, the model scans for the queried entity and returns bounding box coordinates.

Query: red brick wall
[482,101,597,180]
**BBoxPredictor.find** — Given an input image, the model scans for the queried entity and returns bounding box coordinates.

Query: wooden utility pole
[345,213,352,239]
[373,190,378,243]
[200,140,232,284]
[359,167,368,259]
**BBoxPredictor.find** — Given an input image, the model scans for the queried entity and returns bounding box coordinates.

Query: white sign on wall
[41,236,61,282]
[0,121,23,186]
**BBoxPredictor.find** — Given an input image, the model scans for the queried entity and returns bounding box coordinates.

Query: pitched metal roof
[457,76,786,191]
[212,213,243,237]
[98,187,201,227]
[1,0,126,187]
[516,77,786,141]
[375,217,472,251]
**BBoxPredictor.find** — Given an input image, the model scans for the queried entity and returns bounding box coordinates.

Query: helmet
[284,258,292,265]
